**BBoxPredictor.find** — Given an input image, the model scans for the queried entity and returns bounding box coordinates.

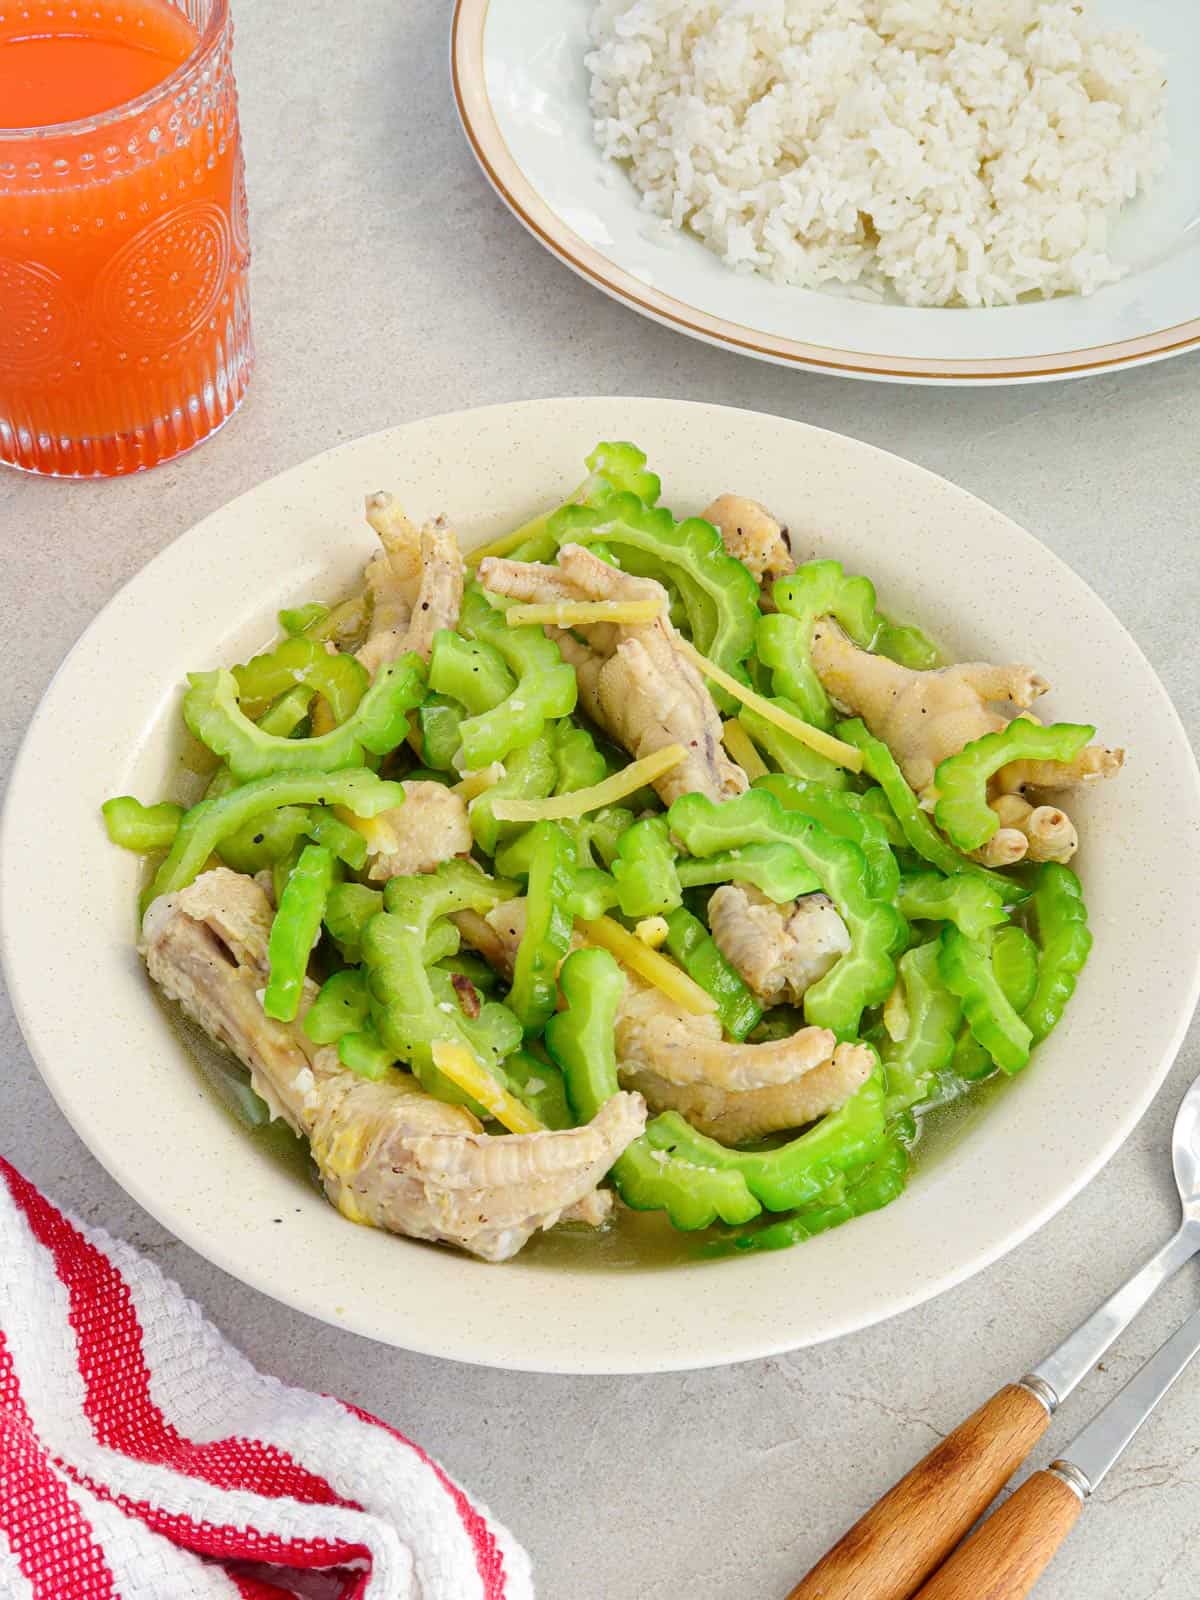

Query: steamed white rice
[586,0,1168,306]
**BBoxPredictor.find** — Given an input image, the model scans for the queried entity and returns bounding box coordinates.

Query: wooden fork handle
[786,1384,1052,1600]
[911,1470,1084,1599]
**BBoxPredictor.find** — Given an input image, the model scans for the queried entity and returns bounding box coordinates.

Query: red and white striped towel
[0,1157,534,1600]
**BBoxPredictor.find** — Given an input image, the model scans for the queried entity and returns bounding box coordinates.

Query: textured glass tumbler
[0,0,253,477]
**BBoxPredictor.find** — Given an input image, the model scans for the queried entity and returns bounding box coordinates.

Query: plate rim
[450,0,1200,385]
[4,395,1200,1373]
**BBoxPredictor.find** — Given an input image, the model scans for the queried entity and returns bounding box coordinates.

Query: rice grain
[586,0,1167,307]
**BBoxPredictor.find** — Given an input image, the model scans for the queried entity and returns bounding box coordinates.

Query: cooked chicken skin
[703,494,794,591]
[561,1189,614,1229]
[614,978,841,1092]
[708,884,851,1007]
[404,519,465,663]
[141,868,643,1261]
[357,501,464,676]
[811,620,1122,863]
[364,779,472,882]
[619,1046,872,1144]
[360,1091,644,1260]
[614,976,870,1138]
[459,900,866,1143]
[478,543,747,806]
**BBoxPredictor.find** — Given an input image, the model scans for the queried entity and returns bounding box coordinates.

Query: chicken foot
[812,621,1121,864]
[357,501,465,676]
[141,868,643,1261]
[477,543,747,805]
[460,899,869,1143]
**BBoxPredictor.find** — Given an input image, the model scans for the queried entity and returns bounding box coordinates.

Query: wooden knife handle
[786,1384,1051,1600]
[911,1470,1084,1600]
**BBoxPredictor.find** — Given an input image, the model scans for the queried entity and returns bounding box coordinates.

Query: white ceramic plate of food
[3,397,1199,1373]
[452,0,1200,383]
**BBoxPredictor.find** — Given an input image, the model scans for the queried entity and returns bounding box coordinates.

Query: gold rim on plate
[450,0,1200,383]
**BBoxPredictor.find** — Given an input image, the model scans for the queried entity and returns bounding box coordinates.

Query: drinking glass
[0,0,253,476]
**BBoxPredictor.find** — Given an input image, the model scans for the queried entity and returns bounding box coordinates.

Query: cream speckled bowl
[3,398,1198,1372]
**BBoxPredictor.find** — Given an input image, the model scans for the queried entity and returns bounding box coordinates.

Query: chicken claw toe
[970,827,1029,867]
[703,493,795,593]
[357,507,464,675]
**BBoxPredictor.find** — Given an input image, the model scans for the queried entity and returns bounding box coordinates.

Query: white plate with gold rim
[3,397,1199,1372]
[451,0,1200,384]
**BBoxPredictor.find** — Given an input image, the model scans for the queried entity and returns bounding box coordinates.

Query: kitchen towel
[0,1156,533,1600]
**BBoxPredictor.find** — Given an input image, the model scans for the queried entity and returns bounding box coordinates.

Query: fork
[786,1069,1200,1600]
[911,1293,1200,1596]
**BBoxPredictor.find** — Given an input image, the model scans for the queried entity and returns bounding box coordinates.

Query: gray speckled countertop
[2,3,1199,1595]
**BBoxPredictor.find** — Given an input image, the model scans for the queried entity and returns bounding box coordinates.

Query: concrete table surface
[2,3,1199,1595]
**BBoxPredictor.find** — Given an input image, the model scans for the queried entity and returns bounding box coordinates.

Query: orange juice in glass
[0,0,252,476]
